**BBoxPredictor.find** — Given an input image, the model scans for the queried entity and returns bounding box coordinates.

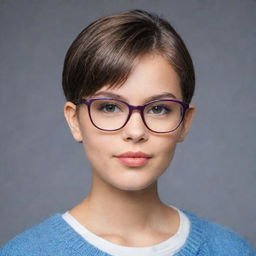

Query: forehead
[95,54,182,103]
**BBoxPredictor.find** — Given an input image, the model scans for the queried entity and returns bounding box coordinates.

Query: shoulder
[0,213,66,256]
[182,210,256,256]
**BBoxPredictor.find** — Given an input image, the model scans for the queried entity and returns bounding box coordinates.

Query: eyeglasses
[74,97,189,133]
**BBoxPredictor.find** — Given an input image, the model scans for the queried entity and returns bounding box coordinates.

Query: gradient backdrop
[0,0,255,246]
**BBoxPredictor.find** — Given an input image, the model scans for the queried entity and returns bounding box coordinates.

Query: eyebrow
[93,91,177,102]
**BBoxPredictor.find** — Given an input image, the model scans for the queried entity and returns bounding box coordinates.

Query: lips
[116,151,151,158]
[115,151,152,167]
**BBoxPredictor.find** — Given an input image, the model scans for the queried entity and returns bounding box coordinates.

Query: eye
[99,103,121,113]
[148,104,171,115]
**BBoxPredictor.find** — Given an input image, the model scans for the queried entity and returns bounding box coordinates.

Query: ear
[63,102,83,142]
[178,104,196,142]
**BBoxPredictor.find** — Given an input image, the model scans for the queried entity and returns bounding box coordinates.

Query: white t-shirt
[62,205,190,256]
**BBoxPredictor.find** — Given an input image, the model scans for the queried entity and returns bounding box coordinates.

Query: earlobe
[63,102,83,142]
[178,105,196,143]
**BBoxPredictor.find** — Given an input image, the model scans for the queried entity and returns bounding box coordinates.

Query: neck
[69,170,178,239]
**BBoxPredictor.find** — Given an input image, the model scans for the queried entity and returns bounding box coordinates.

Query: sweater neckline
[49,210,203,256]
[61,206,190,256]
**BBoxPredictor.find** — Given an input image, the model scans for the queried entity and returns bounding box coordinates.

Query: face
[64,54,195,191]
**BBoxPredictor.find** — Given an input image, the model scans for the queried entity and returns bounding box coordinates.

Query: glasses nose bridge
[122,103,147,133]
[128,104,145,121]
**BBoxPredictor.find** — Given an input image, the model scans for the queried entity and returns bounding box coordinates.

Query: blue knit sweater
[1,210,255,256]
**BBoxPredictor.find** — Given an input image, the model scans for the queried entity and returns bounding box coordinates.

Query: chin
[111,178,157,192]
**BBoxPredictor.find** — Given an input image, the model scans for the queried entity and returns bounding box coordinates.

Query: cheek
[154,134,180,170]
[81,128,113,169]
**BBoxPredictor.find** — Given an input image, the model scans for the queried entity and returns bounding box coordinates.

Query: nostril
[122,114,148,143]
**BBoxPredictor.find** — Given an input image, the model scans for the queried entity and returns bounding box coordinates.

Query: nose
[121,110,149,143]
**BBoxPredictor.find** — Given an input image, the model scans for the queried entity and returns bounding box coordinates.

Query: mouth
[114,151,152,167]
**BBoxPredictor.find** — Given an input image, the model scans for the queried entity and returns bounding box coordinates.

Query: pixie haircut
[62,9,195,106]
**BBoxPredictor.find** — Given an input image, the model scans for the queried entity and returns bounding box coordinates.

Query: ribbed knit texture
[1,210,256,256]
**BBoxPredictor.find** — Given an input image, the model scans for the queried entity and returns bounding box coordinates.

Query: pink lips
[115,151,152,167]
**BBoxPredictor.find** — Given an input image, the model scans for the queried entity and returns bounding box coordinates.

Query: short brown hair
[62,9,195,104]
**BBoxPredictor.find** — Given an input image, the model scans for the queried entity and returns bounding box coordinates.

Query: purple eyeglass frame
[74,97,189,134]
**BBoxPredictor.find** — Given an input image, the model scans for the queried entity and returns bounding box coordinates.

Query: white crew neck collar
[62,205,190,256]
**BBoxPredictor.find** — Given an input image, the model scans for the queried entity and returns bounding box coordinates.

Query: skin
[64,54,195,247]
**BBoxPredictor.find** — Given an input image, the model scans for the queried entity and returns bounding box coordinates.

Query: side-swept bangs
[62,9,195,104]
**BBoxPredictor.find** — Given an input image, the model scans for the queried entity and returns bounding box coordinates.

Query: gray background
[1,0,255,247]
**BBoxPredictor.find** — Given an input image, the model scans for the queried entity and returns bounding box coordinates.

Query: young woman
[1,9,255,256]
